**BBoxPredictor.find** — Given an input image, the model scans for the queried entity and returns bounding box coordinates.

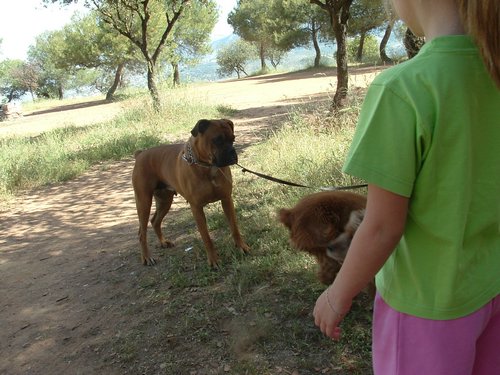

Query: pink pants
[373,293,500,375]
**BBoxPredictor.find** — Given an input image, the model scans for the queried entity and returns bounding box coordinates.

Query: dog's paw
[237,241,251,253]
[142,257,157,266]
[207,257,221,270]
[209,262,221,272]
[160,240,175,248]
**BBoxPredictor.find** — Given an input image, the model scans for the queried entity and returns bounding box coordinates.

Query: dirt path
[0,67,382,375]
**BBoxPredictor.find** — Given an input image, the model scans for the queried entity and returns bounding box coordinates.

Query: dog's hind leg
[221,197,250,253]
[151,188,175,249]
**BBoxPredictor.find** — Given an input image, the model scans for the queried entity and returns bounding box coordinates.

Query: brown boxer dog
[132,119,250,267]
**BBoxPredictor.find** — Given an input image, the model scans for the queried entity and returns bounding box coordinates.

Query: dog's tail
[134,150,143,159]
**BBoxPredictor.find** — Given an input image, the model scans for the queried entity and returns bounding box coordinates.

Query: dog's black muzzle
[214,146,238,167]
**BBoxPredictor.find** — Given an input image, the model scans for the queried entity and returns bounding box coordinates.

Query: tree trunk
[403,28,425,59]
[259,42,267,70]
[58,85,63,100]
[146,61,161,111]
[311,19,321,67]
[172,63,180,86]
[356,31,366,62]
[106,62,125,101]
[379,21,394,64]
[330,3,352,109]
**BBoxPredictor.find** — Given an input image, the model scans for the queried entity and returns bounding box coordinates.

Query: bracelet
[326,286,346,319]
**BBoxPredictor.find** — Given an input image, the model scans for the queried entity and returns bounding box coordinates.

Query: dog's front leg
[221,197,250,253]
[135,193,156,266]
[190,204,219,268]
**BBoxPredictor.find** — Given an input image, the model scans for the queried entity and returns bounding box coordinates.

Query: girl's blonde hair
[457,0,500,87]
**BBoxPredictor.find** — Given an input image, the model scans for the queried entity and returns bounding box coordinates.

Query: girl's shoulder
[372,35,481,90]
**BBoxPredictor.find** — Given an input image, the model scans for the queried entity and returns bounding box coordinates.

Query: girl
[313,0,500,374]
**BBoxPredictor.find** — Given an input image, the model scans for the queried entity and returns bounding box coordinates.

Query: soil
[0,67,382,375]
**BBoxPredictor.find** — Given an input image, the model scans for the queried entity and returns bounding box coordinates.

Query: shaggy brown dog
[326,209,365,264]
[278,191,366,285]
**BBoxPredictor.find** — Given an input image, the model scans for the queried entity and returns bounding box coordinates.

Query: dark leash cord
[236,163,367,191]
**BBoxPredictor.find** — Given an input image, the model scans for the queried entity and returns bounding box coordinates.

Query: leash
[236,163,367,191]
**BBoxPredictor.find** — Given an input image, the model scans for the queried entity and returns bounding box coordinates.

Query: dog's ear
[223,119,234,132]
[278,208,293,229]
[191,119,211,137]
[346,209,365,233]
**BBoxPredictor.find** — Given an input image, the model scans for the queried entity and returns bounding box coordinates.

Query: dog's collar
[182,141,213,168]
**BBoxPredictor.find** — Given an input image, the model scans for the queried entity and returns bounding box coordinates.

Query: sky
[0,0,236,61]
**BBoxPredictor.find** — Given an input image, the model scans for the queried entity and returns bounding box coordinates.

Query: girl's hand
[313,287,352,340]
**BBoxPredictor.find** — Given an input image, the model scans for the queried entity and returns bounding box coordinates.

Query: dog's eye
[212,136,224,146]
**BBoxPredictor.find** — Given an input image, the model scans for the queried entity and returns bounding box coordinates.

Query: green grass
[113,95,372,374]
[0,90,219,202]
[1,85,373,374]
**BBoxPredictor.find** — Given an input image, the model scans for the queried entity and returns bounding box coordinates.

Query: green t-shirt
[344,35,500,320]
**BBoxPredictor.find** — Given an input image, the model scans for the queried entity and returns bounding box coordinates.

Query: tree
[347,34,378,64]
[92,0,194,109]
[228,0,273,71]
[403,28,425,59]
[216,39,255,79]
[60,11,143,100]
[348,0,386,62]
[310,0,354,109]
[267,46,287,69]
[0,60,27,102]
[271,0,330,68]
[14,63,40,101]
[164,0,217,86]
[229,0,327,71]
[378,20,395,64]
[28,30,72,99]
[45,0,217,110]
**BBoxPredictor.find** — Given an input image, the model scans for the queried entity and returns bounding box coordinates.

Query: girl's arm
[313,184,409,340]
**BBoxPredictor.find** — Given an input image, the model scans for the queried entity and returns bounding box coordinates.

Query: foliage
[349,0,387,37]
[0,59,30,102]
[59,11,144,98]
[41,0,218,74]
[347,35,379,64]
[227,0,322,70]
[0,58,39,102]
[228,0,274,70]
[216,39,256,79]
[274,0,331,67]
[348,0,388,62]
[165,1,218,68]
[159,0,218,86]
[266,46,287,69]
[28,30,72,99]
[88,0,216,110]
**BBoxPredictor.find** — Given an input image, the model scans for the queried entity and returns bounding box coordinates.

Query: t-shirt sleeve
[343,83,421,197]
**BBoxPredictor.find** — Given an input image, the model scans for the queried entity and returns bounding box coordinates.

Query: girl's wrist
[326,285,349,318]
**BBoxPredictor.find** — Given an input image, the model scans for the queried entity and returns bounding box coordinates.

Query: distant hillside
[210,34,239,51]
[178,33,405,83]
[179,34,336,83]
